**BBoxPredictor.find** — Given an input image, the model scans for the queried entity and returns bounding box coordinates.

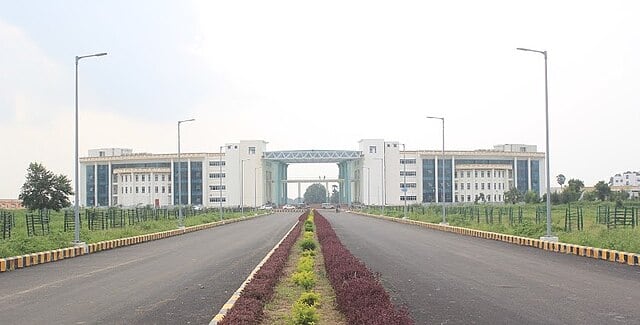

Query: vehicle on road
[282,204,296,210]
[259,205,273,210]
[321,203,335,209]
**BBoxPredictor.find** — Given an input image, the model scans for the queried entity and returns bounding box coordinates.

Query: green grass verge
[363,202,640,254]
[0,209,255,258]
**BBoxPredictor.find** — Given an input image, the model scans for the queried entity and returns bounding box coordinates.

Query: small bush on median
[297,291,321,307]
[300,238,316,251]
[292,271,316,290]
[291,300,319,325]
[301,249,315,257]
[297,255,314,273]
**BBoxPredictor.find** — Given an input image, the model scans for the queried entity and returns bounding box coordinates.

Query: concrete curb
[0,212,272,273]
[349,211,640,267]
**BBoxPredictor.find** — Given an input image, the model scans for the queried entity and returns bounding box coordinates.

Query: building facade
[79,140,546,208]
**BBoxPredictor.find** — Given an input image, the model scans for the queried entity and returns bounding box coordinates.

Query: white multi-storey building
[79,139,546,208]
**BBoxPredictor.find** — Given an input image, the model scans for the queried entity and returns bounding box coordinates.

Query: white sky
[1,1,639,198]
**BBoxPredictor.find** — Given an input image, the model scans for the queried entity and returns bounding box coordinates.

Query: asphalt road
[0,212,299,324]
[322,211,640,325]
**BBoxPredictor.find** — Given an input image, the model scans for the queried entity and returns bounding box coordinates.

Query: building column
[187,159,192,205]
[108,162,112,206]
[93,164,98,207]
[528,158,532,191]
[513,158,518,191]
[434,156,439,203]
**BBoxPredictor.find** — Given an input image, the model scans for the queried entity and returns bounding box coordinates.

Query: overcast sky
[1,1,639,198]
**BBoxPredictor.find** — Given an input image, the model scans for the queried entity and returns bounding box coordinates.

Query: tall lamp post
[254,166,262,212]
[177,118,195,228]
[402,143,407,219]
[362,166,371,206]
[427,116,447,225]
[74,52,107,245]
[219,145,224,221]
[517,47,556,242]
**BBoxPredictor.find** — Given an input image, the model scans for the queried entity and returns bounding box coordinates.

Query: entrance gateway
[263,150,362,206]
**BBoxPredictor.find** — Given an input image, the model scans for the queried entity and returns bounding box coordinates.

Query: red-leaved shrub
[315,211,413,325]
[218,212,308,324]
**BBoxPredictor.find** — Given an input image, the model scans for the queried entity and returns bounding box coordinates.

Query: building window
[467,195,471,202]
[475,183,479,190]
[155,175,158,182]
[400,171,417,176]
[400,159,416,164]
[135,175,139,182]
[155,186,158,193]
[400,195,417,201]
[467,183,470,190]
[142,175,145,182]
[209,161,226,166]
[209,197,227,203]
[467,171,471,178]
[141,187,145,193]
[168,185,172,193]
[481,183,485,190]
[249,147,256,155]
[99,151,105,157]
[487,183,491,190]
[498,194,502,201]
[369,146,377,154]
[454,183,458,190]
[209,173,226,178]
[162,186,166,193]
[475,171,478,178]
[481,171,484,178]
[136,187,139,193]
[210,185,227,191]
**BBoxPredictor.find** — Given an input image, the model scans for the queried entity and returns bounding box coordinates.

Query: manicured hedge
[218,212,308,324]
[314,211,413,325]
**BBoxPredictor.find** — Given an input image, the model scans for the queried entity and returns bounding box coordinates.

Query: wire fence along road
[323,211,640,325]
[0,212,299,324]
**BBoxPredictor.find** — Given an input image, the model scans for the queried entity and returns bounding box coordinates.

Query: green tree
[561,178,585,203]
[504,187,523,204]
[330,184,340,204]
[303,183,327,204]
[19,162,73,211]
[582,190,597,201]
[524,190,540,203]
[593,181,611,201]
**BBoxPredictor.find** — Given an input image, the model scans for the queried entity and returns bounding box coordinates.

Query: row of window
[456,170,509,179]
[400,183,417,188]
[209,197,227,202]
[119,185,172,194]
[455,194,502,202]
[209,185,226,191]
[208,161,226,167]
[400,171,417,176]
[400,159,416,164]
[118,174,171,183]
[209,173,226,179]
[455,182,504,191]
[400,196,417,201]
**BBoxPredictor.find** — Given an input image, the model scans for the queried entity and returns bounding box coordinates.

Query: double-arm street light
[74,52,107,245]
[426,116,447,225]
[517,47,556,242]
[177,118,195,228]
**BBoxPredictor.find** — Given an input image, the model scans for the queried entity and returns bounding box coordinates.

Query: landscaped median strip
[351,211,640,267]
[0,212,271,273]
[212,212,306,324]
[314,211,413,325]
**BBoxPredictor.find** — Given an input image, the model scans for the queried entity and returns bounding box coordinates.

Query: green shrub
[291,301,319,325]
[292,271,315,290]
[303,231,314,239]
[297,255,314,272]
[301,250,316,257]
[304,221,314,232]
[297,291,321,307]
[300,238,316,251]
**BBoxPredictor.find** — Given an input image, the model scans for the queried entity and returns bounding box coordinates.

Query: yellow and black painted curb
[0,212,272,273]
[210,217,302,324]
[351,211,640,267]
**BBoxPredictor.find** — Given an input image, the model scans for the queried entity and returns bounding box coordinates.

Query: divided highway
[322,211,640,325]
[0,212,299,324]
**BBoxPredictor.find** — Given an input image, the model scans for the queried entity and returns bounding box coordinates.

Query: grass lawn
[0,208,257,258]
[363,202,640,254]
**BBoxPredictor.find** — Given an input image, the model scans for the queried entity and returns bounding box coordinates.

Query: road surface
[0,212,299,324]
[322,211,640,325]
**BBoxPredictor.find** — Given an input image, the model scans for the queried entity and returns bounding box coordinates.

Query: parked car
[321,203,334,209]
[282,204,296,210]
[259,205,273,210]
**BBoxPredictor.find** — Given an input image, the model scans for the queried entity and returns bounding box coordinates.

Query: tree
[524,190,540,204]
[503,187,523,204]
[19,162,73,211]
[561,178,584,203]
[303,183,327,204]
[593,181,611,201]
[556,174,566,188]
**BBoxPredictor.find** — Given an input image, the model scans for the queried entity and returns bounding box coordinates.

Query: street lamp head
[94,52,108,56]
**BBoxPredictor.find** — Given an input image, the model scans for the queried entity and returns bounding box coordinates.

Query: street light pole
[74,52,107,245]
[362,166,371,206]
[177,118,195,229]
[427,116,447,225]
[254,166,262,212]
[402,144,407,219]
[517,47,556,242]
[219,145,224,221]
